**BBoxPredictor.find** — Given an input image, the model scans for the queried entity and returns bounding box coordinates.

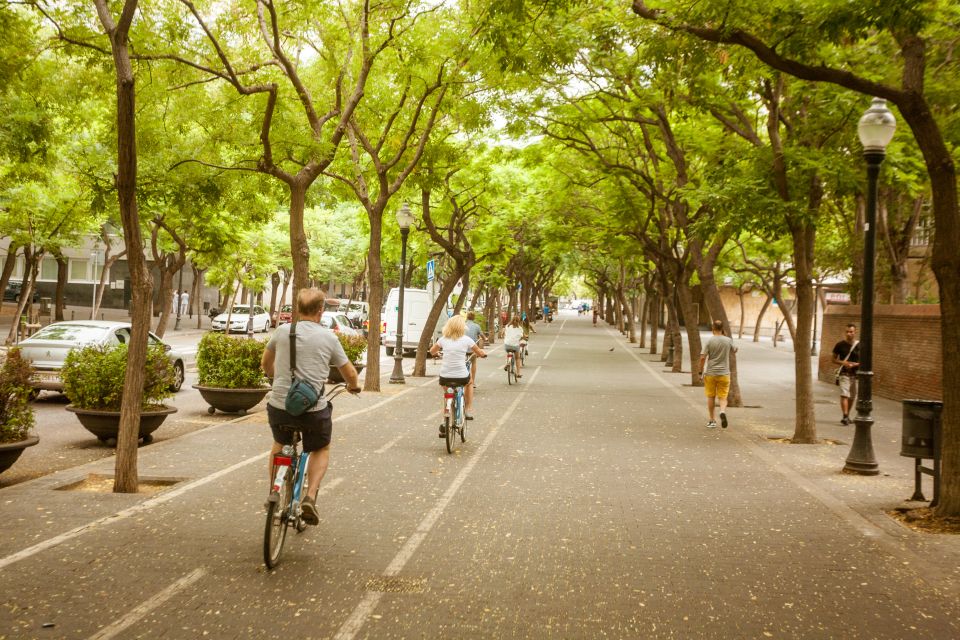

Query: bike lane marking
[333,366,544,640]
[542,318,567,360]
[87,568,206,640]
[0,378,433,572]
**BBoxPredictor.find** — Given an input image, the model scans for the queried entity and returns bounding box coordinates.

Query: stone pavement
[0,313,957,639]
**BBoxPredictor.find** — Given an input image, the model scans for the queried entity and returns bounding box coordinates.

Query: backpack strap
[289,322,297,378]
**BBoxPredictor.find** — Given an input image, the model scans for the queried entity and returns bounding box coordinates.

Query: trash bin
[39,297,52,315]
[901,399,943,505]
[900,399,942,459]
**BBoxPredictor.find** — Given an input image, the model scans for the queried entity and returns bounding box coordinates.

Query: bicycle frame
[443,385,463,422]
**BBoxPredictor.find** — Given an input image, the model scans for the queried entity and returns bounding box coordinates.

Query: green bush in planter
[196,332,267,389]
[338,333,367,364]
[0,348,35,443]
[62,343,175,411]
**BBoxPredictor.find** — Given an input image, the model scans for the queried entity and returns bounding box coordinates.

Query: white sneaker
[706,421,717,429]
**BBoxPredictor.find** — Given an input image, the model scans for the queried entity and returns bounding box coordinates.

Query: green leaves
[0,348,35,443]
[196,332,267,389]
[62,344,175,411]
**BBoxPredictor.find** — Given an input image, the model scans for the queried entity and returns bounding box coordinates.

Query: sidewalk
[614,325,959,583]
[0,303,211,342]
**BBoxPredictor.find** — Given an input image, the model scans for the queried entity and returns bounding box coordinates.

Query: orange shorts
[703,375,730,399]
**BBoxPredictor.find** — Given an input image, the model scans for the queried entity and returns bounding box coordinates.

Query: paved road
[1,315,958,638]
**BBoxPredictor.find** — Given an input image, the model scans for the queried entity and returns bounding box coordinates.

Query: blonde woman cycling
[429,315,486,435]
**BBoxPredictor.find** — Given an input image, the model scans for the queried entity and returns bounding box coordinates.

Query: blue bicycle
[264,384,347,569]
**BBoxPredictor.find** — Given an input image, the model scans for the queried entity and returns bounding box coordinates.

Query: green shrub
[0,348,35,443]
[62,343,174,411]
[337,333,368,364]
[196,332,267,388]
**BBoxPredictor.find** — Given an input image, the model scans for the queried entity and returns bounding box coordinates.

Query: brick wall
[819,304,942,401]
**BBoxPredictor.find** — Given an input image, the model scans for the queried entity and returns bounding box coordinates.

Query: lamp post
[390,203,415,384]
[844,97,897,476]
[90,250,99,320]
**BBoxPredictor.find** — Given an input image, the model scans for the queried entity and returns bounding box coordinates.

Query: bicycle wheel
[507,358,513,385]
[458,395,466,443]
[445,414,455,454]
[263,466,293,569]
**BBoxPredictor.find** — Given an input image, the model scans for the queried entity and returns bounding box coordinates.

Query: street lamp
[90,250,99,320]
[390,203,415,384]
[844,97,896,476]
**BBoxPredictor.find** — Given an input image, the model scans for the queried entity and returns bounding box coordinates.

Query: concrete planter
[0,435,40,474]
[193,385,271,415]
[65,405,176,445]
[328,364,363,384]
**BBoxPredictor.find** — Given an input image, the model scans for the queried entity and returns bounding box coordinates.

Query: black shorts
[439,375,470,388]
[267,403,333,452]
[504,345,519,353]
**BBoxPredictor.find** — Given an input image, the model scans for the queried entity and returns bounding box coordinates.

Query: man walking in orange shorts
[698,320,737,429]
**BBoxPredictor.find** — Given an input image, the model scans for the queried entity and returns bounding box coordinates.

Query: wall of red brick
[819,304,942,401]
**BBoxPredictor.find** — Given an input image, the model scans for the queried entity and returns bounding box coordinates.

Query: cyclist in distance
[429,315,486,431]
[261,288,360,526]
[503,315,525,379]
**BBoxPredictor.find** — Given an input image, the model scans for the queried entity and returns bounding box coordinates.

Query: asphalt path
[1,316,958,638]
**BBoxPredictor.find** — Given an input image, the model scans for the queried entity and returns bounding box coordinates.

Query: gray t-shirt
[701,335,736,376]
[465,320,483,343]
[267,321,349,412]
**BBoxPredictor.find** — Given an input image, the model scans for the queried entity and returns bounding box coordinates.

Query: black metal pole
[844,150,884,475]
[390,228,409,384]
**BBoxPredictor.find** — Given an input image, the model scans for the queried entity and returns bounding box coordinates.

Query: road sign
[426,259,435,282]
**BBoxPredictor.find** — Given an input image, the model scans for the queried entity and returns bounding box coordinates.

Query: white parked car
[18,321,186,393]
[344,301,369,325]
[210,305,272,333]
[321,312,360,336]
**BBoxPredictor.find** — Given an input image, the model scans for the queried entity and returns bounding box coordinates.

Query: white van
[381,288,446,356]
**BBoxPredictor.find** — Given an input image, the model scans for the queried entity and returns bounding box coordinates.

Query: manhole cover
[365,576,426,594]
[56,473,183,494]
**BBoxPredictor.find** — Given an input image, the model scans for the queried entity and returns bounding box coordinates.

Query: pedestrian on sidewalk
[698,320,737,429]
[831,323,860,425]
[179,290,190,317]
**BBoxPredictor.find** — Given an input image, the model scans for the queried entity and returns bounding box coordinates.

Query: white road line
[87,568,206,640]
[0,379,428,572]
[542,318,566,360]
[334,366,542,640]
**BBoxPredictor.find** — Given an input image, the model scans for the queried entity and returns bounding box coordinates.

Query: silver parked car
[321,311,360,336]
[18,321,186,394]
[210,304,272,333]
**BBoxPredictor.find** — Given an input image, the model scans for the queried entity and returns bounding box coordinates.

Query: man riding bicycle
[261,288,360,526]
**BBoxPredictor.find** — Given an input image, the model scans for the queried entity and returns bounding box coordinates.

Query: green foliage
[62,344,174,411]
[337,333,368,365]
[0,348,35,443]
[196,332,267,389]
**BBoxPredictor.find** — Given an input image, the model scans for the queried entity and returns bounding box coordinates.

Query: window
[40,258,58,281]
[70,259,90,282]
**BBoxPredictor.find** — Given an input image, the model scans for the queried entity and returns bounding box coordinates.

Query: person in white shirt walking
[179,290,190,317]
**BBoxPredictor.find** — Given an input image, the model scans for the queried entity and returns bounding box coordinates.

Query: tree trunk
[737,289,746,339]
[5,248,42,344]
[0,242,20,314]
[483,285,497,344]
[638,293,648,348]
[364,211,384,392]
[789,214,818,443]
[53,249,68,322]
[649,292,658,355]
[101,0,153,494]
[676,280,701,383]
[753,294,772,342]
[289,182,311,310]
[269,272,280,320]
[193,266,204,329]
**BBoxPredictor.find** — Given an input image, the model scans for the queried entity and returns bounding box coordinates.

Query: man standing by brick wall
[832,323,861,425]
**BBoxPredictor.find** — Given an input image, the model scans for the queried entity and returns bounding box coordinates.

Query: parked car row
[17,321,186,394]
[209,305,272,333]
